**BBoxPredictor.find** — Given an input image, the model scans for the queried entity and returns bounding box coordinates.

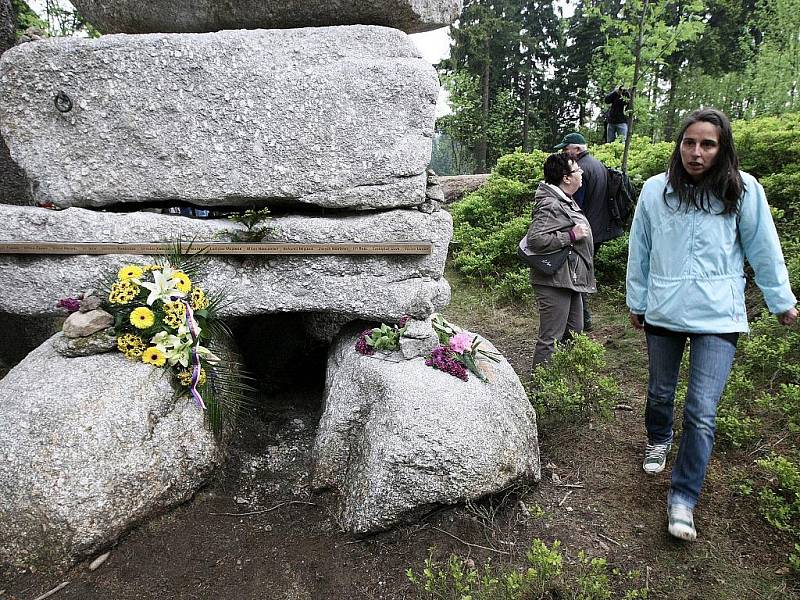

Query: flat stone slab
[70,0,462,34]
[0,336,220,569]
[312,324,540,533]
[0,205,451,320]
[0,27,437,210]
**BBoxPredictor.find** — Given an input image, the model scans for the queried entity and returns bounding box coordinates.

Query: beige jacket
[526,182,596,292]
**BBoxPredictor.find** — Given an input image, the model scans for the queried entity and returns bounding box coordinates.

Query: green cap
[553,132,587,149]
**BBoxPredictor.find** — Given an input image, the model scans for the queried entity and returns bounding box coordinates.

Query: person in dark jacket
[554,132,623,330]
[527,153,596,366]
[604,85,631,143]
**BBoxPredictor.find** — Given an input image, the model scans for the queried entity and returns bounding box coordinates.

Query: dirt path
[3,284,798,599]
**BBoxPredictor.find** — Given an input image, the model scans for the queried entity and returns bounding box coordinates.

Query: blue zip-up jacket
[626,171,796,333]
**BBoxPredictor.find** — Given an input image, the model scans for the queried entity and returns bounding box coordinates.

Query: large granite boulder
[70,0,462,34]
[0,336,220,569]
[0,27,437,210]
[312,325,540,533]
[0,205,451,320]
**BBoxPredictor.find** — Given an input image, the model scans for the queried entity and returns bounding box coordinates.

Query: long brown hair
[666,108,743,214]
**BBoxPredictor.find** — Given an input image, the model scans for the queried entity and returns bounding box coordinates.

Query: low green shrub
[733,113,800,179]
[755,454,800,536]
[406,540,647,600]
[528,334,622,422]
[716,404,760,448]
[593,234,629,292]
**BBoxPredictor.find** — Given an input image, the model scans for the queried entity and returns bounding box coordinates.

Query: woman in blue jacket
[626,108,797,541]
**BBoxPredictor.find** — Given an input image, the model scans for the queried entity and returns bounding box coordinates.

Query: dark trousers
[532,285,584,366]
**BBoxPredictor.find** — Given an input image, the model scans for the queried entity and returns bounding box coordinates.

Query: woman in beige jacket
[527,153,597,365]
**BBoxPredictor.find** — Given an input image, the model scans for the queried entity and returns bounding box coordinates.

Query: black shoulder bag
[517,235,572,275]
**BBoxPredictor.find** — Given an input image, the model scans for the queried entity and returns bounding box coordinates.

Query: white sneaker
[643,440,671,474]
[668,503,697,541]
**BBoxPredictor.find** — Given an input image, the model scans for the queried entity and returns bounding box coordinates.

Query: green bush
[593,234,629,290]
[733,113,800,179]
[755,454,800,536]
[492,149,549,185]
[528,334,622,422]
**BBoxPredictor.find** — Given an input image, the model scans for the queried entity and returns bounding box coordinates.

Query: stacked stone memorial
[0,0,540,570]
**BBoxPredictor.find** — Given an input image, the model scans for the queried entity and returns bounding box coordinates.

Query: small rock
[52,330,117,357]
[79,294,103,312]
[62,309,113,338]
[425,184,444,202]
[88,551,110,571]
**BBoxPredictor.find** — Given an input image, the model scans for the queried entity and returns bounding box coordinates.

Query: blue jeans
[607,122,628,143]
[645,332,738,509]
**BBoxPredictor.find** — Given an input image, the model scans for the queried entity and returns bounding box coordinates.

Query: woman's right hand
[629,312,644,330]
[571,223,590,241]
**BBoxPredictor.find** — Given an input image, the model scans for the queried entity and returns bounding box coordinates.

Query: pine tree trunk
[522,61,531,152]
[475,56,489,174]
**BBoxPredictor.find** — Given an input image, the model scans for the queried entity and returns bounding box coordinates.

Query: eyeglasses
[569,168,583,175]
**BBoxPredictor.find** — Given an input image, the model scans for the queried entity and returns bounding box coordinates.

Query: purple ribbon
[179,297,206,410]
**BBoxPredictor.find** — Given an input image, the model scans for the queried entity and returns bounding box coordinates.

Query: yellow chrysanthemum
[141,347,166,367]
[118,264,143,281]
[130,306,155,329]
[163,301,186,329]
[142,264,159,272]
[177,368,206,387]
[117,333,146,358]
[108,280,140,304]
[190,287,209,311]
[172,271,191,293]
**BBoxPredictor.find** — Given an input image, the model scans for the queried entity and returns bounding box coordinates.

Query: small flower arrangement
[56,297,81,313]
[428,314,501,382]
[103,250,250,437]
[355,316,410,356]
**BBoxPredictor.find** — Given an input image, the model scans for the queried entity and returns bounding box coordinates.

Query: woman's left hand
[779,306,798,326]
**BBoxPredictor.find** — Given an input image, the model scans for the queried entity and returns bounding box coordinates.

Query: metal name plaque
[0,242,433,256]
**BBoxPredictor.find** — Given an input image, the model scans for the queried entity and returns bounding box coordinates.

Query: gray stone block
[70,0,462,34]
[0,204,452,320]
[0,27,437,210]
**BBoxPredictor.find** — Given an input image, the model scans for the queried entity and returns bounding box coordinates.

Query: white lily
[151,328,219,368]
[135,266,184,306]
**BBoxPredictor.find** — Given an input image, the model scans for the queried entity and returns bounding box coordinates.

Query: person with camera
[604,85,631,143]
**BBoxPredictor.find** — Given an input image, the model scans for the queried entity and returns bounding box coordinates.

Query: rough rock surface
[0,205,451,320]
[0,27,437,210]
[312,325,540,533]
[0,337,220,569]
[440,174,490,204]
[52,329,117,357]
[70,0,462,34]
